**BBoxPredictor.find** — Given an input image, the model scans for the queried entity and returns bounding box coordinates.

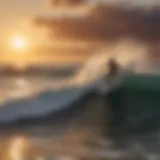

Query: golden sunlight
[11,36,29,51]
[9,136,30,160]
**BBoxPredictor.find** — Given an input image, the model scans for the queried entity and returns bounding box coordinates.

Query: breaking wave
[0,40,147,124]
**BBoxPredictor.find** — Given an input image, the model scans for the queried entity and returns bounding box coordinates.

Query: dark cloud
[34,5,160,43]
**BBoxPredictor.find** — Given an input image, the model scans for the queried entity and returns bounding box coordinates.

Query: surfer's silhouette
[103,58,121,138]
[108,58,120,80]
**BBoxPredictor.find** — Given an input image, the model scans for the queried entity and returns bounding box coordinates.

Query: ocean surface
[0,50,159,160]
[1,74,160,160]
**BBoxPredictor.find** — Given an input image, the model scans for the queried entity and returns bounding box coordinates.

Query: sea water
[0,52,159,159]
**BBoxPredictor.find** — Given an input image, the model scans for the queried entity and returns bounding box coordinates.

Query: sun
[11,36,29,51]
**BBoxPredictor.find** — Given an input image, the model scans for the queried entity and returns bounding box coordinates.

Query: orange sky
[0,0,158,65]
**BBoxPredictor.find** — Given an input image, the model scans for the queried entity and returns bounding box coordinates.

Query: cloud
[49,0,87,6]
[34,5,160,43]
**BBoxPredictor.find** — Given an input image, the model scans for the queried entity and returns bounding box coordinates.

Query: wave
[0,73,116,128]
[0,85,94,124]
[0,40,148,125]
[0,56,110,124]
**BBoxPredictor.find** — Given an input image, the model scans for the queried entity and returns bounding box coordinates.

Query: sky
[0,0,158,33]
[0,0,159,65]
[0,0,158,37]
[0,0,44,38]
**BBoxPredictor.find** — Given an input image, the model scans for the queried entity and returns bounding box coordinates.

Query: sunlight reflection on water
[9,136,30,160]
[6,135,77,160]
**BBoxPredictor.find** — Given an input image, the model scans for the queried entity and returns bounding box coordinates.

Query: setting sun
[11,36,29,51]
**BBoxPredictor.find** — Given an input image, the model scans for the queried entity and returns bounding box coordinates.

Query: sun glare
[11,36,29,51]
[9,137,29,160]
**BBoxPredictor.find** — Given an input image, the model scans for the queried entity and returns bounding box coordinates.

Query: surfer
[108,58,120,80]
